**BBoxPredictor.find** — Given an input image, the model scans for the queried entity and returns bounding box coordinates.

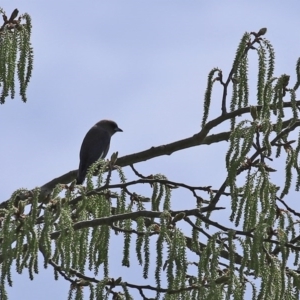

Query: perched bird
[76,120,122,184]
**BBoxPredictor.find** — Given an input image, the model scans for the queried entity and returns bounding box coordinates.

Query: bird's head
[96,120,123,135]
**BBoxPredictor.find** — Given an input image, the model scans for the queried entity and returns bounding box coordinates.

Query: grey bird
[76,120,123,184]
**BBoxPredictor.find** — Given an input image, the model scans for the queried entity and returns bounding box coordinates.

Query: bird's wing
[78,127,111,181]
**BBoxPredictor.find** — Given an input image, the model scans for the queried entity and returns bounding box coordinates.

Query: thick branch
[50,208,202,240]
[1,102,299,209]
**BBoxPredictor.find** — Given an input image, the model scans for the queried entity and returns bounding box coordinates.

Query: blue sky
[1,1,300,299]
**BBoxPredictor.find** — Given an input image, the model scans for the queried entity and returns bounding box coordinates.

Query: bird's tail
[76,171,86,185]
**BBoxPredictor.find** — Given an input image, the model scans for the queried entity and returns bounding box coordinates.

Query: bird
[76,119,123,184]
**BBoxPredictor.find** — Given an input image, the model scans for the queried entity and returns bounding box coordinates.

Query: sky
[1,1,300,299]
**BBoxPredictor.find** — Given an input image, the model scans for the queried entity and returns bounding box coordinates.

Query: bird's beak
[115,127,123,132]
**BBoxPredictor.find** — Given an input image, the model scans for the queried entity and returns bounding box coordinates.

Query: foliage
[0,8,33,103]
[1,28,300,300]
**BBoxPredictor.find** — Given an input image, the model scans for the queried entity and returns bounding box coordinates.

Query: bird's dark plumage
[76,120,122,184]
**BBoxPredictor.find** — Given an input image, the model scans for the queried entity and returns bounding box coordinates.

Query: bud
[110,151,118,165]
[250,105,258,120]
[282,74,290,87]
[231,77,239,84]
[115,277,122,285]
[172,212,186,224]
[215,275,230,284]
[9,9,19,22]
[257,28,267,37]
[18,200,25,214]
